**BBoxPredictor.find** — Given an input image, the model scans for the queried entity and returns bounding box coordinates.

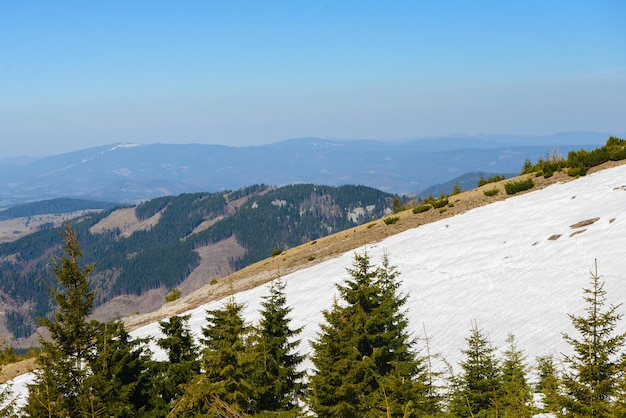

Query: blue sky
[1,1,625,157]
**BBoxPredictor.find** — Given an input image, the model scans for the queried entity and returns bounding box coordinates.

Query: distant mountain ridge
[0,131,613,206]
[0,198,120,221]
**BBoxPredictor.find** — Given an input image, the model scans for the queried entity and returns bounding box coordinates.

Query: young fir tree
[535,355,561,415]
[253,278,305,415]
[173,297,256,416]
[85,320,154,416]
[499,333,534,417]
[450,322,502,417]
[25,223,101,417]
[25,223,153,417]
[309,252,432,417]
[560,261,626,417]
[151,314,200,415]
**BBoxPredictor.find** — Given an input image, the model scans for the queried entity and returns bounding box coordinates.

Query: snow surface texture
[8,164,626,410]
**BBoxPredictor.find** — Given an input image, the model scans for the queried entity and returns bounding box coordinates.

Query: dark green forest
[0,184,393,339]
[0,198,120,221]
[4,225,625,417]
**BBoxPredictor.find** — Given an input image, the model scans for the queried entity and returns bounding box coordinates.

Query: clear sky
[1,1,625,157]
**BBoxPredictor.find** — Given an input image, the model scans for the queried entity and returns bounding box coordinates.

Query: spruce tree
[174,297,256,416]
[535,355,561,415]
[561,261,626,417]
[450,322,502,417]
[25,223,100,417]
[309,296,366,417]
[24,223,154,417]
[309,252,432,417]
[253,278,305,414]
[499,333,533,417]
[85,320,154,416]
[151,314,200,415]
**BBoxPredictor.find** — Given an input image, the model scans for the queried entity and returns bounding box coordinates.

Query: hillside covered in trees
[0,184,393,340]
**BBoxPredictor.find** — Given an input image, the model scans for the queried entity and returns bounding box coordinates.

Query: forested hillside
[0,184,393,340]
[0,198,119,221]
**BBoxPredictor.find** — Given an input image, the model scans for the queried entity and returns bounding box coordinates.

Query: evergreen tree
[309,252,432,417]
[25,223,100,417]
[450,322,502,417]
[150,314,200,415]
[24,223,154,417]
[309,296,366,417]
[174,297,256,416]
[499,334,533,417]
[85,320,154,416]
[560,261,626,417]
[253,278,305,414]
[535,355,561,415]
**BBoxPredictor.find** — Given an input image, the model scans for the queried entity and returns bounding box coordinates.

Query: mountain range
[0,131,615,206]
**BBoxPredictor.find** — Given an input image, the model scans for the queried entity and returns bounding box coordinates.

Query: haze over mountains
[0,131,615,206]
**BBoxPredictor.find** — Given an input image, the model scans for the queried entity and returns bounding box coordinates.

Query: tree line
[2,224,625,417]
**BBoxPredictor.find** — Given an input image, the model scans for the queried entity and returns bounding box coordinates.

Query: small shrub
[567,166,587,177]
[165,288,181,302]
[271,248,282,257]
[451,182,462,195]
[504,177,535,195]
[308,255,315,261]
[413,204,431,214]
[367,222,376,229]
[478,174,506,187]
[430,197,448,209]
[210,278,218,285]
[439,207,447,213]
[392,195,408,213]
[483,187,499,197]
[383,216,400,225]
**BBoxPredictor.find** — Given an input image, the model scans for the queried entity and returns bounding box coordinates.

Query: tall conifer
[309,252,432,417]
[253,278,305,414]
[561,261,626,417]
[25,223,100,417]
[24,223,153,417]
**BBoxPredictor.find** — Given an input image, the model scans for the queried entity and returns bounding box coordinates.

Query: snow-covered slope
[9,164,626,404]
[137,164,626,369]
